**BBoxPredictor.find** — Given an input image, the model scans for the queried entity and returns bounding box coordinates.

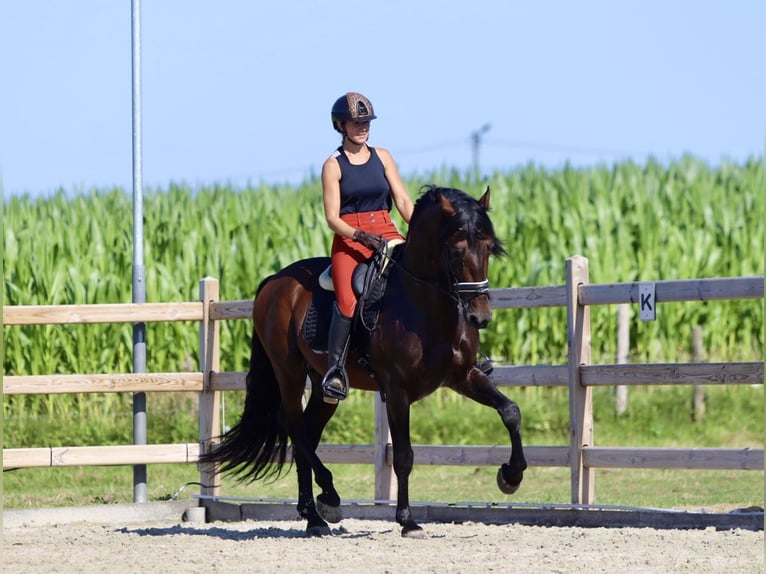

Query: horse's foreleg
[460,367,527,494]
[386,395,426,538]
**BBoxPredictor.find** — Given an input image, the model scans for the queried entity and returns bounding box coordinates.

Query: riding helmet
[331,92,377,133]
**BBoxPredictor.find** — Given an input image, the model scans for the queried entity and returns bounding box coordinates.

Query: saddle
[303,239,404,353]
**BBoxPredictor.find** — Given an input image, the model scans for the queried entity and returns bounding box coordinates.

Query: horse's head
[405,185,505,329]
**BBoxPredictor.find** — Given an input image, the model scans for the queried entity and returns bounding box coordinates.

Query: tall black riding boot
[321,302,353,404]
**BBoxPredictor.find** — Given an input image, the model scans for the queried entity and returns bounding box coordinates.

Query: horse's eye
[453,228,468,242]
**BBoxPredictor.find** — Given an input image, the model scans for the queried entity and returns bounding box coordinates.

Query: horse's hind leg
[302,371,342,522]
[281,369,342,535]
[274,364,338,536]
[457,367,527,493]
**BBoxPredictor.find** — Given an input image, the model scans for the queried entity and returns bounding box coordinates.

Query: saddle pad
[303,287,335,352]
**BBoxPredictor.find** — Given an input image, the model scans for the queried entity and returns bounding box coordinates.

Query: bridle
[379,239,490,312]
[442,244,490,310]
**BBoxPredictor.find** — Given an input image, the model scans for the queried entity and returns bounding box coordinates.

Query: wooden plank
[412,445,569,467]
[209,299,253,321]
[210,371,247,391]
[229,444,377,465]
[7,441,759,475]
[210,367,571,392]
[583,447,764,470]
[8,363,755,396]
[2,302,203,325]
[490,285,568,309]
[3,448,52,468]
[189,443,568,468]
[491,365,568,387]
[580,276,764,306]
[3,372,204,395]
[581,362,764,387]
[50,444,199,466]
[313,444,376,463]
[3,444,201,469]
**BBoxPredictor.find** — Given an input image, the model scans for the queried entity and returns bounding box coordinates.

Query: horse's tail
[198,278,290,483]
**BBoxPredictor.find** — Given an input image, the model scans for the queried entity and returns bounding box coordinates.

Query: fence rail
[3,257,764,506]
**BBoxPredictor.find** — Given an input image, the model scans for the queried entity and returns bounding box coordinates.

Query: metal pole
[131,0,147,503]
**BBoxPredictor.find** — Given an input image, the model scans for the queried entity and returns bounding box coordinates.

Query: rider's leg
[321,302,353,402]
[322,235,362,403]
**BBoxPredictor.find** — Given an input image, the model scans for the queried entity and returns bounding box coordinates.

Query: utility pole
[471,123,491,180]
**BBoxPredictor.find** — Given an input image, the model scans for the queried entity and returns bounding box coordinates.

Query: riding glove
[353,229,384,251]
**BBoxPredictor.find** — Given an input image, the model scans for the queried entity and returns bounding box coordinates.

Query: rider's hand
[353,229,384,251]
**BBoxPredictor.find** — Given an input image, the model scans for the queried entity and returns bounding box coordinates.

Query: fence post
[374,393,395,500]
[615,303,630,415]
[199,277,221,497]
[566,255,594,504]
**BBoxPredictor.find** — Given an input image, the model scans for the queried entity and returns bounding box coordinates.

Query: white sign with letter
[638,282,656,321]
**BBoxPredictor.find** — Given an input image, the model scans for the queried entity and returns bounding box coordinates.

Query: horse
[199,185,527,538]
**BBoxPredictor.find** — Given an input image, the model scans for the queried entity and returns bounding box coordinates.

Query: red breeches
[331,210,403,317]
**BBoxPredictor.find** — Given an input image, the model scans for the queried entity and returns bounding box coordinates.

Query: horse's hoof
[497,466,522,495]
[401,524,427,539]
[306,523,332,537]
[316,498,343,523]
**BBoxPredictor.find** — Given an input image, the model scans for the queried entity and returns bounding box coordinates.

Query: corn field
[3,156,764,430]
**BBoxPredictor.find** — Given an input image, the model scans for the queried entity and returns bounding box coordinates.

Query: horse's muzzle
[468,309,492,329]
[465,295,492,329]
[455,280,492,329]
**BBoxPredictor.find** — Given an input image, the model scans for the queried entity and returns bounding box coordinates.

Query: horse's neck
[398,245,445,286]
[390,263,458,328]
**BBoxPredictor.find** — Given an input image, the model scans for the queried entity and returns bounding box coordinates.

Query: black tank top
[333,146,392,214]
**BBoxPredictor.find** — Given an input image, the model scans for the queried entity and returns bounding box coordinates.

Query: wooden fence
[3,256,764,506]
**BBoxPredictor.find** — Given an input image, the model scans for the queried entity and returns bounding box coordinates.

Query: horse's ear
[440,194,456,217]
[479,186,491,210]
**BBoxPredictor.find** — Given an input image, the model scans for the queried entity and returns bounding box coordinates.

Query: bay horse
[199,185,527,538]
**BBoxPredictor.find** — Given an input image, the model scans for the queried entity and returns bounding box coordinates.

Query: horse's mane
[410,185,505,256]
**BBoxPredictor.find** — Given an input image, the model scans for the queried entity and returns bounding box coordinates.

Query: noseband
[454,279,490,296]
[443,247,490,311]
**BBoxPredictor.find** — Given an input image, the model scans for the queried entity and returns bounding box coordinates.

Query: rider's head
[331,92,377,135]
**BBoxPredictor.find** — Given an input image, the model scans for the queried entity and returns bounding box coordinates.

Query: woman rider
[320,92,414,402]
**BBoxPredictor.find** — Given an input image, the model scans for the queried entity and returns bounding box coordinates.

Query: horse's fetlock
[297,499,315,519]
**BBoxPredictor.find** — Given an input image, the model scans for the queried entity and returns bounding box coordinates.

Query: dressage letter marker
[638,282,656,321]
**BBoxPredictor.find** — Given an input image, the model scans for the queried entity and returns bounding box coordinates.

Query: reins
[376,241,490,309]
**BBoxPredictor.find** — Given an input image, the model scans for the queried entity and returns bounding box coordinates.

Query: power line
[395,138,469,158]
[139,137,655,191]
[485,138,650,158]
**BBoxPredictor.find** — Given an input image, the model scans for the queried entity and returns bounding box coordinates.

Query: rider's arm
[378,147,413,224]
[321,156,358,239]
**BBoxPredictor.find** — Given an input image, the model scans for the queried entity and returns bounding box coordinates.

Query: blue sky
[2,1,764,198]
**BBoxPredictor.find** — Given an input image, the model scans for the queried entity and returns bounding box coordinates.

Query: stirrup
[477,350,494,376]
[321,368,349,404]
[477,359,495,376]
